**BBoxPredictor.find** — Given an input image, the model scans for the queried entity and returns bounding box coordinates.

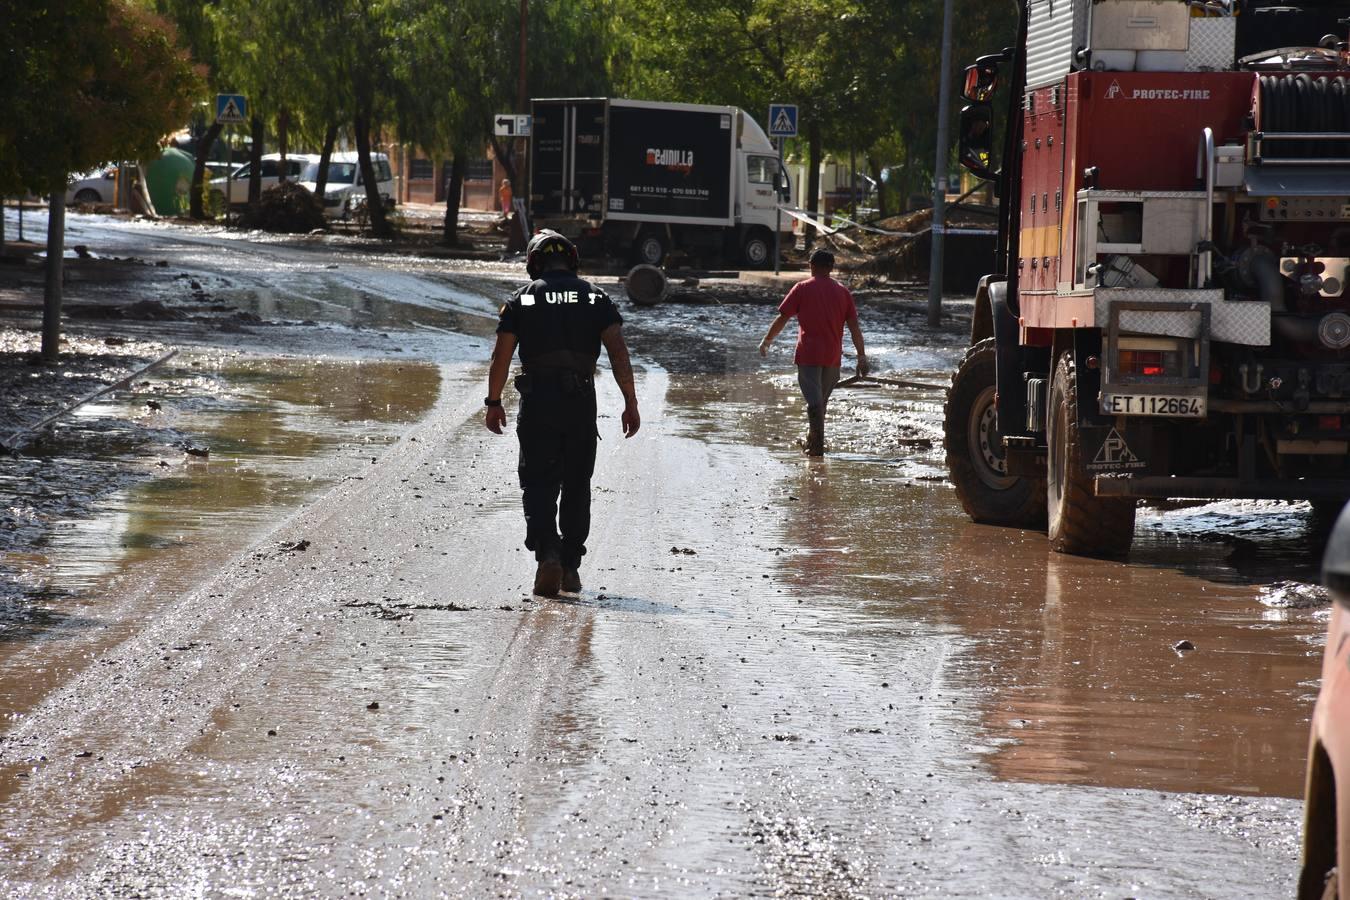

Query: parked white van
[298,152,396,219]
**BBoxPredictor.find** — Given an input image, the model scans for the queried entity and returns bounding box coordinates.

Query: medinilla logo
[645,148,694,173]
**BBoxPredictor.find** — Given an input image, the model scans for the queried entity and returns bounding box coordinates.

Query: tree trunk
[42,191,66,363]
[277,108,289,180]
[353,111,391,238]
[247,114,264,210]
[805,121,823,244]
[869,156,887,219]
[190,121,223,220]
[443,153,466,245]
[900,137,915,210]
[489,135,517,190]
[315,123,338,203]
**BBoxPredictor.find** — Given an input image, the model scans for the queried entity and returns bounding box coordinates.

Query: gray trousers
[797,365,841,410]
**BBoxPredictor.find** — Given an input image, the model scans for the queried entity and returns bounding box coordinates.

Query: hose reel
[1256,74,1350,160]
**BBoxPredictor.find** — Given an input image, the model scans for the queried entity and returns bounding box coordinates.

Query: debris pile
[246,182,326,234]
[839,203,999,289]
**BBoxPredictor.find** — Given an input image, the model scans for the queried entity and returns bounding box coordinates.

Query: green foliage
[0,0,202,196]
[615,0,1017,201]
[141,0,1016,226]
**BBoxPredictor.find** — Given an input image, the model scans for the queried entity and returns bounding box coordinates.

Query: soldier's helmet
[526,229,579,279]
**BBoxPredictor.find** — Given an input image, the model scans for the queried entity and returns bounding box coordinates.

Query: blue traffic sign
[216,93,247,125]
[768,103,798,138]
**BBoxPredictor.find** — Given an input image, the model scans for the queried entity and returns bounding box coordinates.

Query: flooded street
[0,212,1324,895]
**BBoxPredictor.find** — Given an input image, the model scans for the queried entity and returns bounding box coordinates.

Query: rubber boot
[561,567,582,593]
[805,405,825,457]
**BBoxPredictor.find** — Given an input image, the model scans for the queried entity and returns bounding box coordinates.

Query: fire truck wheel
[943,338,1045,526]
[1046,352,1136,557]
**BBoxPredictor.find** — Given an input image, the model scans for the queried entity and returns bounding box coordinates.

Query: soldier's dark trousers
[516,377,598,570]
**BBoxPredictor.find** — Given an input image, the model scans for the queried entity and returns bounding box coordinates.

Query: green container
[146,147,195,217]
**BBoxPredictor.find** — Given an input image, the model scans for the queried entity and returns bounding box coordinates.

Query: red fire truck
[944,0,1350,557]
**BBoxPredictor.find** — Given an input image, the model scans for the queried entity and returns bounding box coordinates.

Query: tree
[150,0,227,219]
[388,0,616,242]
[614,0,1016,222]
[0,0,201,360]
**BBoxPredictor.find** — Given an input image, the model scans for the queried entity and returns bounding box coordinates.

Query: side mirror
[962,55,1002,103]
[774,170,790,199]
[958,104,997,181]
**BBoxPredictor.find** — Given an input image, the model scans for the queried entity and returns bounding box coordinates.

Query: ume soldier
[485,230,641,596]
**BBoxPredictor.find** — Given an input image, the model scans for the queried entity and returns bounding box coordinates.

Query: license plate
[1101,393,1206,417]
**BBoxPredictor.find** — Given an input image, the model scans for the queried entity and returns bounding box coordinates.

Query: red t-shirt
[778,275,857,367]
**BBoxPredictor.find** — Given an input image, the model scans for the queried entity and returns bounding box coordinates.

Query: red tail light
[1320,415,1343,431]
[1119,350,1165,376]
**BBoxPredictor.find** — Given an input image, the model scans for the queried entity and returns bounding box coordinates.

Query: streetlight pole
[516,0,529,232]
[927,0,956,327]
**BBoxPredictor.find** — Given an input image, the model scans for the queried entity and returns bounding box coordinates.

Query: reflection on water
[1,356,440,640]
[661,347,1323,800]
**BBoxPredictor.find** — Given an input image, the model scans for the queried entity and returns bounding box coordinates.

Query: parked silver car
[65,167,119,205]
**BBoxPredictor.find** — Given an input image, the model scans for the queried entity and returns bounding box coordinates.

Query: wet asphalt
[0,210,1323,896]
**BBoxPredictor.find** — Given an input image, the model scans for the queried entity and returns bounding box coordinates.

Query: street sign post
[215,95,247,225]
[768,104,798,275]
[768,103,798,139]
[494,114,533,138]
[215,93,247,125]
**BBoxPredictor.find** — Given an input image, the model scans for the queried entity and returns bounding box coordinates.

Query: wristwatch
[484,397,502,407]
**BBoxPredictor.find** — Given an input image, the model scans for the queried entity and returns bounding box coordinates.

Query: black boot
[534,558,563,597]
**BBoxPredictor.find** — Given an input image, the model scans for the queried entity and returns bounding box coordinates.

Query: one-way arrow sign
[494,114,532,138]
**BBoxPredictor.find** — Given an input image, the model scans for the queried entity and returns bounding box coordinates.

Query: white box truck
[530,97,792,267]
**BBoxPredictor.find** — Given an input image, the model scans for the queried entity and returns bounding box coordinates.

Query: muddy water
[0,355,440,715]
[639,297,1325,801]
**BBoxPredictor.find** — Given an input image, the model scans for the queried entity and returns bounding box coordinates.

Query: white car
[298,152,396,219]
[209,153,316,209]
[66,166,119,205]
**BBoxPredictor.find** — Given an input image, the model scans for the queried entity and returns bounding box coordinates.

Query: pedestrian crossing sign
[768,103,798,138]
[216,93,247,125]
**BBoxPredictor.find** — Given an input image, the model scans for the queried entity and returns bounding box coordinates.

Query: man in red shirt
[758,248,868,456]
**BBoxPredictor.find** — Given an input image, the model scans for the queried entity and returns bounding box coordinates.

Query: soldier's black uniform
[497,270,622,570]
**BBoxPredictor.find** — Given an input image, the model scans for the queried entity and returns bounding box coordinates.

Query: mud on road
[0,210,1324,896]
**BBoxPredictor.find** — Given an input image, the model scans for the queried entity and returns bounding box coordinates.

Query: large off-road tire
[1311,500,1348,538]
[943,338,1046,526]
[1046,352,1136,557]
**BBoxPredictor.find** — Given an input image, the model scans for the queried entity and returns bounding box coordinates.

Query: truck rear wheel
[1046,352,1136,557]
[943,339,1045,526]
[632,230,666,267]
